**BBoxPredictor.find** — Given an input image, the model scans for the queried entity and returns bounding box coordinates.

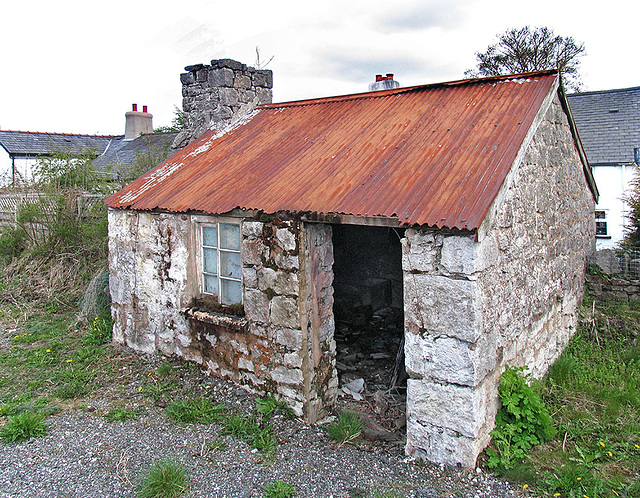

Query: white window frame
[196,218,242,305]
[595,210,609,238]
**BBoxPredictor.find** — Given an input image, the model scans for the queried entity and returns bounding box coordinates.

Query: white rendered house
[568,87,640,249]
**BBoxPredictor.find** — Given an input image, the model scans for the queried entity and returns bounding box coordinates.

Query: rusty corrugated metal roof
[106,71,561,230]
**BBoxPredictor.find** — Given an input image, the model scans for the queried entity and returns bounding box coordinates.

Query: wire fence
[0,192,104,226]
[592,247,640,278]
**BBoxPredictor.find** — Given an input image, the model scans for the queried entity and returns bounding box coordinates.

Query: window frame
[595,210,610,239]
[196,217,243,305]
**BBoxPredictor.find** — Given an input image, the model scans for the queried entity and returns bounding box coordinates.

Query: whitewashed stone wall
[108,210,336,421]
[403,92,595,467]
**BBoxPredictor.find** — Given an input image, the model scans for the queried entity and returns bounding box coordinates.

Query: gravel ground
[0,339,522,498]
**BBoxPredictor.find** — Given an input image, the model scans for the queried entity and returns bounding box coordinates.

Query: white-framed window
[200,220,242,304]
[595,210,609,237]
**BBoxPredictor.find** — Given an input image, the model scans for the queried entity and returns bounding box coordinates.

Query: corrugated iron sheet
[106,71,559,231]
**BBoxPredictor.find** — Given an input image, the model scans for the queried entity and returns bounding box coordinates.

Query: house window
[595,210,608,237]
[201,221,242,304]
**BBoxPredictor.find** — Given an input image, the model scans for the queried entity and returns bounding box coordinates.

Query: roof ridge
[568,86,640,97]
[0,129,120,138]
[260,70,558,109]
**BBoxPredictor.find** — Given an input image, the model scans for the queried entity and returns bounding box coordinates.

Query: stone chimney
[368,74,400,92]
[124,104,153,140]
[172,58,273,149]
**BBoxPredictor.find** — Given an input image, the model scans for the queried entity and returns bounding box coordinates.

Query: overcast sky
[1,0,639,136]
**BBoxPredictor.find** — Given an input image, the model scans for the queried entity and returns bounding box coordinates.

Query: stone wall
[586,273,640,301]
[173,59,273,149]
[402,90,595,467]
[108,209,336,421]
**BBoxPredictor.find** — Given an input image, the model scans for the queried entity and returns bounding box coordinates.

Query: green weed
[105,407,139,422]
[326,410,363,446]
[0,411,49,444]
[221,411,277,458]
[166,398,226,425]
[138,459,189,498]
[262,480,296,498]
[485,366,556,470]
[256,394,293,420]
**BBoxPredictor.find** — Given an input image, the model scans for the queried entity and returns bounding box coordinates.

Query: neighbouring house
[0,130,115,186]
[0,105,177,187]
[106,65,597,467]
[568,86,640,248]
[92,105,178,183]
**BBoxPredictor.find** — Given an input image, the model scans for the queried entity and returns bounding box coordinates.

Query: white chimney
[124,104,153,140]
[369,74,400,92]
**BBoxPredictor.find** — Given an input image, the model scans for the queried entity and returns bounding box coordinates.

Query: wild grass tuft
[0,411,49,444]
[166,398,226,425]
[326,410,363,446]
[256,393,293,420]
[221,411,277,458]
[138,459,189,498]
[105,406,139,422]
[262,479,296,498]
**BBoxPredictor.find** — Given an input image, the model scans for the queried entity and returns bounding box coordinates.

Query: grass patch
[105,406,140,422]
[326,410,363,446]
[0,411,49,443]
[166,398,226,425]
[221,411,277,458]
[262,480,296,498]
[256,394,293,420]
[138,459,189,498]
[496,294,640,496]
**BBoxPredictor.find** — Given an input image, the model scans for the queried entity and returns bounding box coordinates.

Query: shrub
[138,459,189,498]
[326,410,363,446]
[0,411,49,443]
[486,366,556,470]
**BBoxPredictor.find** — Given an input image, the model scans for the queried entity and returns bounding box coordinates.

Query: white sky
[1,0,639,135]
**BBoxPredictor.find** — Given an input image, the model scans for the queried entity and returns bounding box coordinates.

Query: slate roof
[0,130,116,157]
[92,132,179,180]
[107,71,593,231]
[567,86,640,165]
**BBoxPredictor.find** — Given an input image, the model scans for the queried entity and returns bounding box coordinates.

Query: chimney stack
[124,103,153,140]
[368,74,400,92]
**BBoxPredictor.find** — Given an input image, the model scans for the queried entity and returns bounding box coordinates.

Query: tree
[621,166,640,248]
[465,26,586,91]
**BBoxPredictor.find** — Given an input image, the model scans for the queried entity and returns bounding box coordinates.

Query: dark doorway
[331,224,406,395]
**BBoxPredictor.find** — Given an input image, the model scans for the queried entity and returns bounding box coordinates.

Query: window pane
[203,274,219,297]
[219,223,240,250]
[203,248,218,274]
[220,251,241,279]
[221,279,242,304]
[203,226,217,247]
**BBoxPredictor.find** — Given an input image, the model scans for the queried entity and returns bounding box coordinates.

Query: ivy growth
[486,365,556,470]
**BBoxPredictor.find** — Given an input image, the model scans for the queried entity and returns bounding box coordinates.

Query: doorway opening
[331,224,406,437]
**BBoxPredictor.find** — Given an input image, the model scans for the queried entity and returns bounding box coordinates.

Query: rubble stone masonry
[402,92,595,466]
[172,59,273,149]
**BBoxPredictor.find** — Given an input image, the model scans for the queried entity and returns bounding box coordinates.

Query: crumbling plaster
[109,212,336,422]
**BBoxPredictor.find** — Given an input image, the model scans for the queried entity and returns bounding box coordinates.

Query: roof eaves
[558,80,599,203]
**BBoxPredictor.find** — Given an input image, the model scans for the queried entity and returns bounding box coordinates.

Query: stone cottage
[106,68,597,467]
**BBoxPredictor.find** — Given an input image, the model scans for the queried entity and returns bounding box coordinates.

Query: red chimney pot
[132,104,138,111]
[387,73,394,80]
[375,75,383,82]
[143,105,148,113]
